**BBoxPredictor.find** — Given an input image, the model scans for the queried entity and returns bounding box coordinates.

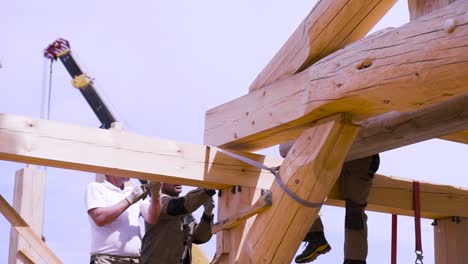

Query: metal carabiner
[415,250,423,264]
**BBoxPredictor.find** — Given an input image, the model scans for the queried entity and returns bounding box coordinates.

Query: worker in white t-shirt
[85,175,161,264]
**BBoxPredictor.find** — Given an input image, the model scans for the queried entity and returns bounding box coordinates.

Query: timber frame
[2,0,467,263]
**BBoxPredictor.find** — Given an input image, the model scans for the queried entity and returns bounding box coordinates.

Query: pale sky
[1,1,467,263]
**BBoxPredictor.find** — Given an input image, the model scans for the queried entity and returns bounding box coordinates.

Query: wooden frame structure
[1,0,467,263]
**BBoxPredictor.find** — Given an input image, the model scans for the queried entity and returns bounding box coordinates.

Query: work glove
[125,185,147,205]
[149,181,162,196]
[203,188,216,197]
[203,197,215,216]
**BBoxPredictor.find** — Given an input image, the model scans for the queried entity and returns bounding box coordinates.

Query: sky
[1,0,467,263]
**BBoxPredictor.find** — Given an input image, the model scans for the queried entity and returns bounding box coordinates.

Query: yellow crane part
[71,74,91,89]
[192,244,209,264]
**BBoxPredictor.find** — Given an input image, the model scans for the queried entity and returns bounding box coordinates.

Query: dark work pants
[308,156,375,261]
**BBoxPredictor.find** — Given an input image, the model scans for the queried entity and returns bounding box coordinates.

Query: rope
[215,147,323,208]
[391,214,397,264]
[413,181,423,264]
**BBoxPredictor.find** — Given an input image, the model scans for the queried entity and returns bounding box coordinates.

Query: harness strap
[413,181,423,264]
[391,214,397,264]
[215,147,323,208]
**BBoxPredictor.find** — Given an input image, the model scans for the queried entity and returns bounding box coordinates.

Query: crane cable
[41,59,53,121]
[39,58,54,242]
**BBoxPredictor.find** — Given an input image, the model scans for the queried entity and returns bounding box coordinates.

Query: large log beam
[238,114,359,263]
[280,94,468,161]
[205,1,468,151]
[0,113,278,189]
[347,94,468,161]
[249,0,396,92]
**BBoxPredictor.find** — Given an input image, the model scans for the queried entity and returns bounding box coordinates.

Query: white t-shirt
[85,181,147,256]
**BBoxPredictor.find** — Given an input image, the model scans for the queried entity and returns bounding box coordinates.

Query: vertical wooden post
[213,187,264,263]
[408,0,456,20]
[8,165,46,264]
[407,1,459,263]
[434,217,468,264]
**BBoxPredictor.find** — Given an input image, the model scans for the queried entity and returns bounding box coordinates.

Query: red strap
[413,181,423,263]
[391,214,397,264]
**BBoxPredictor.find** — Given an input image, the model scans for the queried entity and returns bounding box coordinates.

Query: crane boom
[44,38,116,129]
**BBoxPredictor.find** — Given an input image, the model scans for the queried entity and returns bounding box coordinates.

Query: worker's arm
[88,200,131,227]
[86,183,147,227]
[141,182,162,224]
[160,188,216,219]
[192,198,215,244]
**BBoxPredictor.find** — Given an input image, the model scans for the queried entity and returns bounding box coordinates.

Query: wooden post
[8,165,46,264]
[434,217,468,264]
[213,187,264,264]
[1,194,61,264]
[238,114,359,263]
[407,1,464,263]
[408,0,456,20]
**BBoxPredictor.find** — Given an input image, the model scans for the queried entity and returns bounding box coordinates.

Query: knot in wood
[444,18,456,33]
[356,58,373,70]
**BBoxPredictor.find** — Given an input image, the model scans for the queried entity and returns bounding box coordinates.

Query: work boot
[343,260,366,264]
[295,232,331,263]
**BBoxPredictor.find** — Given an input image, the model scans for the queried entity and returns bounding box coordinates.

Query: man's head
[105,175,130,190]
[161,183,183,197]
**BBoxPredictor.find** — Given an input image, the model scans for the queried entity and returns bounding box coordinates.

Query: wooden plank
[0,113,279,189]
[249,0,396,92]
[0,195,62,264]
[205,1,468,151]
[434,217,468,264]
[17,250,36,264]
[8,166,46,264]
[440,130,468,145]
[238,114,359,263]
[212,190,271,233]
[409,0,456,20]
[327,174,468,219]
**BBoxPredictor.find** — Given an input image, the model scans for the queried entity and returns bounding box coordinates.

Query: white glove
[125,185,147,205]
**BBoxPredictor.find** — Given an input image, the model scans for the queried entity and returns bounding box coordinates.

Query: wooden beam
[212,190,271,233]
[0,195,61,264]
[8,166,46,264]
[205,1,468,151]
[327,174,468,219]
[238,114,359,263]
[281,94,468,161]
[440,130,468,145]
[347,94,468,161]
[434,217,468,264]
[0,113,279,189]
[17,250,36,264]
[249,0,396,92]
